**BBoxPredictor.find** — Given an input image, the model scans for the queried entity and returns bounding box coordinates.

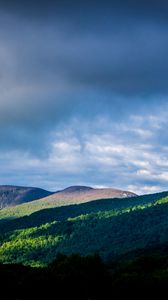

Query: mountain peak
[62,186,93,193]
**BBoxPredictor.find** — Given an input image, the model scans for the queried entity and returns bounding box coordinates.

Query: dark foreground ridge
[1,245,168,300]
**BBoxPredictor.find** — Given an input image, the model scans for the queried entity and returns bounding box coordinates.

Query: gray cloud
[0,1,168,192]
[1,111,168,194]
[1,1,168,20]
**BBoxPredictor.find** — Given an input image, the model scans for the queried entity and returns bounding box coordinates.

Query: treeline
[1,250,168,300]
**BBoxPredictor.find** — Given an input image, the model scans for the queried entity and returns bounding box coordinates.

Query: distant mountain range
[0,185,136,209]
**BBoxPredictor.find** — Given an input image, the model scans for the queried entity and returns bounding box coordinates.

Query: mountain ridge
[0,185,53,209]
[0,184,136,209]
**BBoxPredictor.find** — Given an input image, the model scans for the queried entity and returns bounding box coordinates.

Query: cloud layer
[0,1,168,193]
[1,108,168,194]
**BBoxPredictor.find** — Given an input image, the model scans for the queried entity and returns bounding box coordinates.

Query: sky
[0,0,168,194]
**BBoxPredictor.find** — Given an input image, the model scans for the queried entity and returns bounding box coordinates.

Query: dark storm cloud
[1,0,168,96]
[0,0,167,151]
[1,0,168,18]
[0,1,167,125]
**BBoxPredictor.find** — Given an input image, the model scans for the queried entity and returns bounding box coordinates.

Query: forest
[1,192,168,299]
[1,193,168,267]
[1,247,168,300]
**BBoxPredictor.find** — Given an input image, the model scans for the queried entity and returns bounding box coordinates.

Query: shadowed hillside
[0,186,53,209]
[1,191,168,266]
[1,246,168,299]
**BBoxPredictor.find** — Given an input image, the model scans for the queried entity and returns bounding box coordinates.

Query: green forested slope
[1,191,168,221]
[0,193,168,267]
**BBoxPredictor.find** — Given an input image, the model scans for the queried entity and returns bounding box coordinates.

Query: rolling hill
[1,190,168,267]
[0,185,53,209]
[0,185,136,220]
[51,185,136,201]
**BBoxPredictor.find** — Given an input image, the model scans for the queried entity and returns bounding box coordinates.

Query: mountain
[45,185,136,206]
[61,185,93,193]
[1,190,168,267]
[0,185,136,219]
[59,185,136,198]
[0,185,53,209]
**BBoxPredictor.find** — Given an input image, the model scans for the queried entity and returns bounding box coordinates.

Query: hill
[0,185,53,209]
[0,186,136,220]
[1,191,168,266]
[60,185,94,192]
[53,185,136,201]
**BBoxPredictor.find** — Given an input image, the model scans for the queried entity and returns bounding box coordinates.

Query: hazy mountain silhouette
[0,185,53,209]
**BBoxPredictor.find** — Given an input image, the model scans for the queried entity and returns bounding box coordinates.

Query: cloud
[1,1,168,22]
[1,109,168,194]
[0,1,168,192]
[127,185,163,195]
[0,10,167,121]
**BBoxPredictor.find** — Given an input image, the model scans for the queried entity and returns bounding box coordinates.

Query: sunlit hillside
[1,192,168,267]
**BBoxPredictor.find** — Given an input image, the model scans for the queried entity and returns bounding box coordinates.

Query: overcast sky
[0,0,168,194]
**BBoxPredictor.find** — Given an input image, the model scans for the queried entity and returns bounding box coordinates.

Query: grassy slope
[0,193,168,267]
[0,191,168,221]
